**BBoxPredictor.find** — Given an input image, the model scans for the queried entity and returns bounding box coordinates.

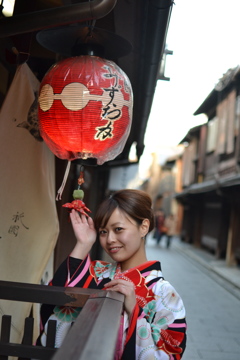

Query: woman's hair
[94,189,154,233]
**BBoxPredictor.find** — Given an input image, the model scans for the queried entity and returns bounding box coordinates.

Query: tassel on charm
[56,161,71,201]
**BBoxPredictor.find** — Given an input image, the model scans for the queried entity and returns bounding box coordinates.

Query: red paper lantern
[38,55,133,165]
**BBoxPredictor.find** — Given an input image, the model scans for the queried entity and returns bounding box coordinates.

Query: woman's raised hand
[69,209,97,259]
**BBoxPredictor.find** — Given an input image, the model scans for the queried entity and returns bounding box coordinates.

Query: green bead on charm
[73,189,84,200]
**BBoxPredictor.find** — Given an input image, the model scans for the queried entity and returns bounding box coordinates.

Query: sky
[140,0,240,170]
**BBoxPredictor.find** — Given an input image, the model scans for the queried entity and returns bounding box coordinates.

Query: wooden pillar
[216,198,230,259]
[226,201,239,266]
[193,195,203,248]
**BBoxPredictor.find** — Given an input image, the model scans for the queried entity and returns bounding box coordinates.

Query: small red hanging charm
[62,167,91,216]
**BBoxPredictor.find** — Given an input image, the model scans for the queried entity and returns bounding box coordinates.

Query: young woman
[38,189,187,359]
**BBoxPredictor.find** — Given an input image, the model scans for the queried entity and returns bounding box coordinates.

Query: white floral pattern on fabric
[40,306,82,348]
[145,270,163,284]
[93,261,116,280]
[143,300,156,323]
[54,320,72,348]
[137,344,155,360]
[53,306,81,322]
[136,318,153,347]
[135,279,185,359]
[154,280,184,313]
[153,309,175,330]
[151,322,162,343]
[40,313,73,348]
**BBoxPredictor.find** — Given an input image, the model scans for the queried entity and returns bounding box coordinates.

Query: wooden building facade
[176,66,240,266]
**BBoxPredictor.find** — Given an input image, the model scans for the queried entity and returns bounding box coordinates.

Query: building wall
[178,71,240,264]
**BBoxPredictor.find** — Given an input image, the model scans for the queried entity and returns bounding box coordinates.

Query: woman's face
[98,207,149,271]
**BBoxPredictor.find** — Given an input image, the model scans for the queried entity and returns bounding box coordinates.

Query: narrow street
[146,235,240,360]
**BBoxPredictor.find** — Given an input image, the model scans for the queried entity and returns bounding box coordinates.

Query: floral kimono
[37,255,187,359]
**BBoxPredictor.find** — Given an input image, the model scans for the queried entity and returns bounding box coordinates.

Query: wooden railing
[0,280,124,360]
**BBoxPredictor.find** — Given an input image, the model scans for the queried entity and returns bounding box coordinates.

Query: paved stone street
[145,234,240,360]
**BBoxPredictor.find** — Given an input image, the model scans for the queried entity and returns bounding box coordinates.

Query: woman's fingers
[106,279,134,286]
[70,210,92,225]
[70,210,96,242]
[70,209,79,223]
[105,279,136,316]
[105,279,135,297]
[87,216,95,229]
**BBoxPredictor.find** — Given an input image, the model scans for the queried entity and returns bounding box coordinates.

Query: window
[206,117,218,153]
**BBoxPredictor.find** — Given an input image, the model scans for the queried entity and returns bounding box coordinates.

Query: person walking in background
[154,209,166,245]
[164,213,176,249]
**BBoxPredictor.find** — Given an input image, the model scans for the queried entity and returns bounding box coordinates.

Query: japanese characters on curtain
[0,63,59,344]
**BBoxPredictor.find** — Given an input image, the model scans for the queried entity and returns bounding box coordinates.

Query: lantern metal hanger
[36,23,132,60]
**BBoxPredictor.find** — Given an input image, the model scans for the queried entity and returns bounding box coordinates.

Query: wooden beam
[0,281,124,360]
[0,0,117,38]
[0,343,55,359]
[0,280,106,307]
[52,292,124,360]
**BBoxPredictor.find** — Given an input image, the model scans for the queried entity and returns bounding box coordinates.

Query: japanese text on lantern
[95,65,122,141]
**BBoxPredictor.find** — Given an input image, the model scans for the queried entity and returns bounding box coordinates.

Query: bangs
[94,198,118,230]
[94,189,154,233]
